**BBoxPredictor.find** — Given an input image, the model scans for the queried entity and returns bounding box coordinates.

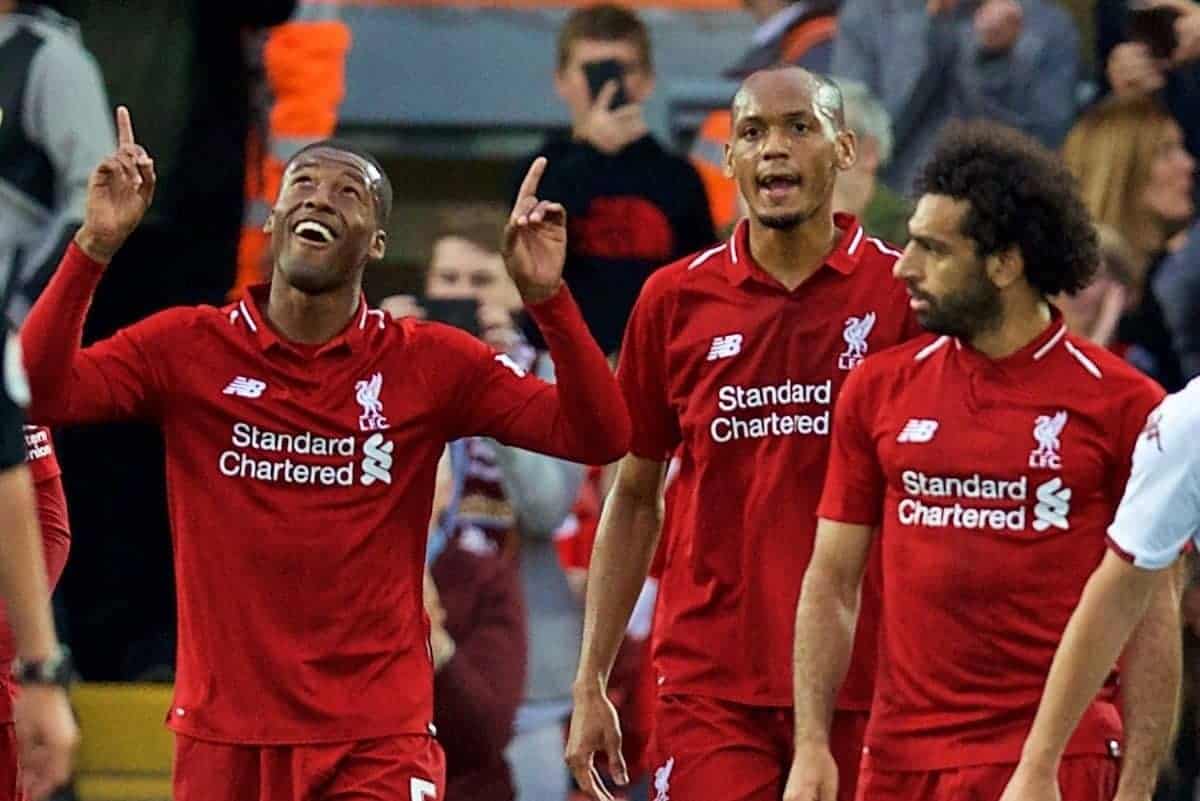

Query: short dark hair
[916,121,1098,297]
[556,4,653,72]
[285,140,394,225]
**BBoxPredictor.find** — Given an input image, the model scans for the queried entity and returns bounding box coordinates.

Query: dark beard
[916,263,1004,340]
[758,211,805,230]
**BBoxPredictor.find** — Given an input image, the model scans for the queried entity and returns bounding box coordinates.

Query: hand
[380,294,426,321]
[926,0,960,15]
[1107,42,1168,96]
[502,158,567,304]
[975,0,1024,53]
[14,684,78,801]
[996,760,1062,801]
[782,741,839,801]
[76,106,155,264]
[576,82,648,156]
[565,684,627,801]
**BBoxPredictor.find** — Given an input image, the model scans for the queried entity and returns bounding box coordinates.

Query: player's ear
[834,129,857,172]
[723,142,734,179]
[263,211,276,235]
[986,246,1023,290]
[369,229,388,262]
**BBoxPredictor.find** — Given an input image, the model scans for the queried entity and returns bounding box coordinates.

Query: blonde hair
[1062,96,1178,272]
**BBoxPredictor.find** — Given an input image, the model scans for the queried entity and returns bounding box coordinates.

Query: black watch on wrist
[12,646,74,689]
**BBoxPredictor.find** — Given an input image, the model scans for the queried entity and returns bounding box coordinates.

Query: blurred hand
[926,0,960,15]
[565,685,627,801]
[576,82,648,156]
[14,684,77,801]
[503,158,567,304]
[782,741,839,801]
[380,294,426,321]
[975,0,1024,53]
[76,106,155,264]
[1107,42,1167,96]
[996,760,1062,801]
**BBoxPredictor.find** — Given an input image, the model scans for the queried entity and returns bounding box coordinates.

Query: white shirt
[1107,377,1200,569]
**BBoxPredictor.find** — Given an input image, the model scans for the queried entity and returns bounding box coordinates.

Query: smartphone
[421,297,480,337]
[1128,4,1181,60]
[583,59,631,110]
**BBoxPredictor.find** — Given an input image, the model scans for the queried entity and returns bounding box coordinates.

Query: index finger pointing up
[116,105,135,147]
[515,156,547,203]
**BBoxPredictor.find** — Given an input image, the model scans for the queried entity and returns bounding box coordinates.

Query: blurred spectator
[1055,223,1136,348]
[515,4,715,356]
[1096,0,1200,202]
[0,1,112,323]
[1063,94,1195,389]
[830,78,910,244]
[833,0,1080,194]
[1153,220,1200,380]
[426,446,527,801]
[385,205,586,801]
[689,0,840,231]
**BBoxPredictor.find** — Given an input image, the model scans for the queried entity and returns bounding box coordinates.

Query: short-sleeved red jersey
[22,244,629,745]
[0,426,71,722]
[618,215,918,708]
[819,317,1164,769]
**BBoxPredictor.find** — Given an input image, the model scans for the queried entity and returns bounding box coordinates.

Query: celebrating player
[566,66,918,801]
[998,379,1200,801]
[785,121,1179,801]
[20,106,630,801]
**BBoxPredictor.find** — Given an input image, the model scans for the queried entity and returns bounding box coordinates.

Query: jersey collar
[726,212,867,288]
[234,284,387,356]
[954,307,1068,370]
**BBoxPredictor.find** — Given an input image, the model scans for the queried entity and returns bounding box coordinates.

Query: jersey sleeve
[22,244,178,425]
[441,287,630,466]
[817,364,886,525]
[1107,384,1200,570]
[22,426,60,484]
[615,279,681,461]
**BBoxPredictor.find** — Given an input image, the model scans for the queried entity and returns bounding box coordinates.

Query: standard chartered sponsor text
[711,379,832,443]
[896,470,1070,533]
[219,422,388,487]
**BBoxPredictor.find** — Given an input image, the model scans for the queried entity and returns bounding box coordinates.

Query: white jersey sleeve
[1107,378,1200,570]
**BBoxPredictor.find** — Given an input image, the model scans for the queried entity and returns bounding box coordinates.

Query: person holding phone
[512,3,716,358]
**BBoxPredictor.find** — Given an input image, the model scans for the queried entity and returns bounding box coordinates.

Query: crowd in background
[4,0,1200,799]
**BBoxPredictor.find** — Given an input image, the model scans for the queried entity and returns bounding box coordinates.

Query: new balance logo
[707,334,743,361]
[1033,477,1072,532]
[223,376,267,398]
[897,419,939,443]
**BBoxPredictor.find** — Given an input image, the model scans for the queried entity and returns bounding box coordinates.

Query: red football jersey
[0,426,71,722]
[819,317,1164,769]
[22,244,629,745]
[618,215,918,708]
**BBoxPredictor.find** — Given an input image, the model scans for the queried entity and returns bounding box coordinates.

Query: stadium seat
[71,683,173,801]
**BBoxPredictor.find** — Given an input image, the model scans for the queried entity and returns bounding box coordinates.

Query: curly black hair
[915,121,1098,297]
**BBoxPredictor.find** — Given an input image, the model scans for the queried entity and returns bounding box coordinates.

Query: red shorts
[0,724,21,801]
[173,733,446,801]
[856,754,1118,801]
[648,694,867,801]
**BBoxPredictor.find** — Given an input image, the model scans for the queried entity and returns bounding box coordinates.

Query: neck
[968,292,1052,359]
[746,209,840,291]
[266,277,361,345]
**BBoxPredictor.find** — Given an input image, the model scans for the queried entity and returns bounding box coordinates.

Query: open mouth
[292,220,337,245]
[757,175,802,200]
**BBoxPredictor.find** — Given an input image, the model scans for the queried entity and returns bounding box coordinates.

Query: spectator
[515,3,715,356]
[689,0,840,232]
[832,0,1080,194]
[1153,220,1200,380]
[1063,94,1195,389]
[384,205,586,801]
[0,1,112,323]
[1096,0,1200,202]
[830,78,909,244]
[1056,223,1136,348]
[44,0,296,681]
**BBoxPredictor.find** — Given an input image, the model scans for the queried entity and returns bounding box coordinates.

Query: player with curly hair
[783,121,1181,801]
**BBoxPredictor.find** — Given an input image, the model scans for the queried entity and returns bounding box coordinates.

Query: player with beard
[785,121,1179,801]
[566,66,919,801]
[19,107,630,801]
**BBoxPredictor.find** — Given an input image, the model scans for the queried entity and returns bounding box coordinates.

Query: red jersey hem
[166,718,432,747]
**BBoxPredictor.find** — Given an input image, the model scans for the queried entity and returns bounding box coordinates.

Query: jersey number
[411,778,437,801]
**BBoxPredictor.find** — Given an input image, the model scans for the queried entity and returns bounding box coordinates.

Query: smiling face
[724,68,855,231]
[266,147,388,295]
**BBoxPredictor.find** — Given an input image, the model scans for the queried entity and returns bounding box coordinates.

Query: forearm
[0,467,58,661]
[574,484,661,695]
[492,443,585,539]
[1020,554,1163,770]
[793,567,861,743]
[1116,563,1183,798]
